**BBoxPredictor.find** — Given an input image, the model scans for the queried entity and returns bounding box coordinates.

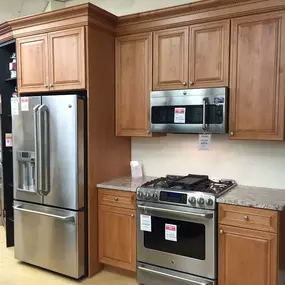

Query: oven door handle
[138,266,213,285]
[137,205,213,219]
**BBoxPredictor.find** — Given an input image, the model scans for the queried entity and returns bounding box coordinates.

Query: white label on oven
[140,214,152,232]
[198,134,211,150]
[174,108,186,123]
[165,223,177,242]
[11,98,19,115]
[21,97,29,111]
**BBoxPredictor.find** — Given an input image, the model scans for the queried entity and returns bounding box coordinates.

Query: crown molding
[116,0,285,36]
[0,22,13,42]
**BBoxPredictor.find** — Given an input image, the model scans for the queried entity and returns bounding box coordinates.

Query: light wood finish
[218,224,278,285]
[17,34,48,93]
[189,20,230,88]
[116,33,153,137]
[230,12,285,140]
[0,22,13,43]
[98,189,136,210]
[99,205,136,272]
[153,27,188,90]
[116,0,285,36]
[86,26,131,276]
[0,227,137,285]
[48,27,86,91]
[219,204,278,233]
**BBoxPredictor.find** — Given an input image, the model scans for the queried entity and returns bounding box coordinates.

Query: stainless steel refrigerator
[11,94,86,279]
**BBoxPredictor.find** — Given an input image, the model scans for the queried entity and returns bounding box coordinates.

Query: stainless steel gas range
[136,174,236,285]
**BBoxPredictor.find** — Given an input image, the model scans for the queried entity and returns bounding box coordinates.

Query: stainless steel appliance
[11,95,86,279]
[150,88,228,134]
[136,174,236,285]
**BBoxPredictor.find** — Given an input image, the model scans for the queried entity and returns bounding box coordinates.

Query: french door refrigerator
[11,94,86,279]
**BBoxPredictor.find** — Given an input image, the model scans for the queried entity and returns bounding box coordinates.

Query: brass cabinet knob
[114,197,119,201]
[131,214,134,218]
[220,229,224,234]
[147,129,150,134]
[183,82,187,86]
[244,215,249,221]
[230,132,234,136]
[50,84,54,87]
[44,84,48,88]
[189,81,194,86]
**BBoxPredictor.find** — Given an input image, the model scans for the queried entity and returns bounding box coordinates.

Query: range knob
[153,192,158,200]
[198,198,205,205]
[189,197,196,204]
[145,192,150,199]
[207,198,214,206]
[137,191,143,198]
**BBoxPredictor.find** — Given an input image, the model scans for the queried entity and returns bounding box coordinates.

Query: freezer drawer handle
[137,205,213,219]
[13,205,74,222]
[137,266,213,285]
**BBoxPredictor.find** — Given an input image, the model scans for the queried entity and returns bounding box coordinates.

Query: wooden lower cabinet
[218,225,277,285]
[98,190,136,272]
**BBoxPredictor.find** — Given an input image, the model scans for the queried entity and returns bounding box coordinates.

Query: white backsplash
[132,134,285,189]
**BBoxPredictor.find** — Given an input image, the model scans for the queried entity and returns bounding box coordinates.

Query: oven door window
[144,216,205,260]
[151,105,224,125]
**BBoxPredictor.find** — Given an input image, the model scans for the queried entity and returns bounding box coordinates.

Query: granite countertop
[217,185,285,211]
[97,176,157,192]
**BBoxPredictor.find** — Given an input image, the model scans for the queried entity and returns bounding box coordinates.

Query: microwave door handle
[137,205,213,219]
[33,105,41,195]
[202,98,207,132]
[137,266,212,285]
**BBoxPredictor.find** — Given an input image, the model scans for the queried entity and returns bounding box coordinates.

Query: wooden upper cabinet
[116,33,153,137]
[230,12,285,140]
[189,20,230,88]
[48,27,85,91]
[17,34,49,93]
[219,225,277,285]
[153,27,188,90]
[99,205,136,272]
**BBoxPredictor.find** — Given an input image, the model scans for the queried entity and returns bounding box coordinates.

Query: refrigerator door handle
[13,205,74,222]
[38,105,50,196]
[33,104,41,195]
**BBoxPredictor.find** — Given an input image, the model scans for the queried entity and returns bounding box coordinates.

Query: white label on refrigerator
[165,224,177,242]
[198,134,211,150]
[21,97,29,111]
[5,133,12,147]
[140,214,152,232]
[174,108,186,123]
[11,98,19,115]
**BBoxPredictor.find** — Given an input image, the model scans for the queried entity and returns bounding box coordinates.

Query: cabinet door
[230,12,285,140]
[17,34,49,93]
[99,205,136,271]
[153,27,188,90]
[189,20,230,88]
[48,27,86,91]
[116,33,152,137]
[219,225,277,285]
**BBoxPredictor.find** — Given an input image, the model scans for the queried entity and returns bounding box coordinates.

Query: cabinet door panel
[99,205,136,271]
[17,34,48,93]
[48,27,85,91]
[219,225,277,285]
[189,20,230,88]
[230,12,285,140]
[153,27,188,90]
[116,33,152,137]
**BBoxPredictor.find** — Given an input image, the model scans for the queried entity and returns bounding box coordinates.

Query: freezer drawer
[13,201,85,278]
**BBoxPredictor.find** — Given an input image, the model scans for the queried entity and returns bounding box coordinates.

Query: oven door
[137,201,217,279]
[150,88,228,134]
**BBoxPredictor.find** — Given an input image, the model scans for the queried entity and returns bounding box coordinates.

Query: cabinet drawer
[219,204,278,233]
[98,188,136,209]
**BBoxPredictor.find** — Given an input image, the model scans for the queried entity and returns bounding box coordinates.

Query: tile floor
[0,226,138,285]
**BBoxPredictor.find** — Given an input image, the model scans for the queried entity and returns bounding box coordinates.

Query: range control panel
[136,188,216,210]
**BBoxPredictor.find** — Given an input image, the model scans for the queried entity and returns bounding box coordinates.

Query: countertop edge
[97,183,137,192]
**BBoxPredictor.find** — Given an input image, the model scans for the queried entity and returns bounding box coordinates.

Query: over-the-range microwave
[150,87,228,134]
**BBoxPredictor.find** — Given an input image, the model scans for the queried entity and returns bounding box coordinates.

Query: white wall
[132,135,285,189]
[66,0,199,16]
